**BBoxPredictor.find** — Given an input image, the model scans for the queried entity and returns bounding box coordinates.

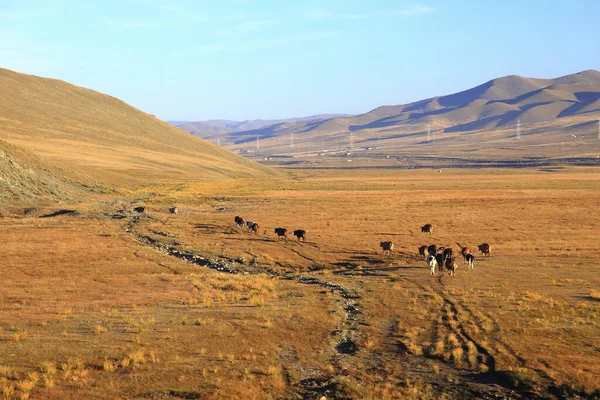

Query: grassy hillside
[0,139,79,209]
[0,68,276,186]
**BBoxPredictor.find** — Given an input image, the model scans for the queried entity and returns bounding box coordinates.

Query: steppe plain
[2,166,600,399]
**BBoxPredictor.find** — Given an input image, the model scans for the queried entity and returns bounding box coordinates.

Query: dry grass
[1,167,600,397]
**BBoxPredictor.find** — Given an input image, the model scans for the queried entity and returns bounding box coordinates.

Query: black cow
[274,227,287,239]
[235,216,245,228]
[421,224,433,234]
[478,243,491,259]
[443,247,453,261]
[293,229,306,241]
[465,253,475,270]
[380,241,394,256]
[169,207,178,215]
[133,206,146,214]
[435,253,445,273]
[427,244,438,257]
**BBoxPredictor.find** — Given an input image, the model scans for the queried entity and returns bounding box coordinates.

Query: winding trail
[124,216,364,398]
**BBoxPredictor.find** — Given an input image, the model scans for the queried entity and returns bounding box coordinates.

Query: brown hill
[0,139,77,208]
[0,68,275,186]
[179,70,600,159]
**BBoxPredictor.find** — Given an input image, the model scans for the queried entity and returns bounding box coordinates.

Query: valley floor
[1,167,600,399]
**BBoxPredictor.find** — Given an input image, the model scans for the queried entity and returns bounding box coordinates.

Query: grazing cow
[427,255,438,275]
[133,206,146,214]
[421,224,433,234]
[443,247,453,261]
[247,221,259,234]
[427,244,438,257]
[461,247,472,262]
[274,227,287,239]
[380,241,394,256]
[435,253,445,273]
[465,253,475,270]
[478,243,491,259]
[293,229,306,241]
[418,245,428,259]
[169,207,178,215]
[445,256,458,276]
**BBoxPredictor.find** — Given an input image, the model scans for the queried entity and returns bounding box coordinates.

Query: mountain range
[169,114,351,136]
[174,70,600,159]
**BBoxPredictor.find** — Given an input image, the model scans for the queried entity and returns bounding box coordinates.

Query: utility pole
[597,116,600,140]
[256,136,259,152]
[559,142,562,158]
[350,131,354,151]
[290,133,294,148]
[427,124,431,142]
[517,118,521,140]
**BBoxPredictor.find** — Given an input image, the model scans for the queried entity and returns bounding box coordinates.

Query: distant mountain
[0,67,275,190]
[174,70,600,159]
[169,114,352,137]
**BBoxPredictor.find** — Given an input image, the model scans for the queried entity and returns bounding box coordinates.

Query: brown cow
[445,256,458,276]
[380,241,394,256]
[421,224,433,234]
[418,245,428,259]
[478,243,491,259]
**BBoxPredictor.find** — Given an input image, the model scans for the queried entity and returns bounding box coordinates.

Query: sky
[1,0,599,121]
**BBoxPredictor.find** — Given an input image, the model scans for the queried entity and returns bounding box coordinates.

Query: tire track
[426,277,562,396]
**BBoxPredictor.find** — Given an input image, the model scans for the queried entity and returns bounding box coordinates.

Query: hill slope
[0,68,275,185]
[176,70,600,159]
[0,139,77,207]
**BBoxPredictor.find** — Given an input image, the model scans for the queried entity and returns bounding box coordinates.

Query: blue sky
[1,0,599,121]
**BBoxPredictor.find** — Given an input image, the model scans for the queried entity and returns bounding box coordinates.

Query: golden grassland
[1,167,600,398]
[0,68,275,185]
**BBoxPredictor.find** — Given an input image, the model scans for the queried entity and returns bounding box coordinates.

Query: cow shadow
[227,236,277,243]
[40,209,79,218]
[573,295,600,302]
[335,265,425,277]
[194,223,237,234]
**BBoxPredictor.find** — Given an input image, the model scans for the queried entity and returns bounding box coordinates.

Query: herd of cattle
[233,217,489,278]
[381,224,491,277]
[234,216,306,241]
[135,207,489,278]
